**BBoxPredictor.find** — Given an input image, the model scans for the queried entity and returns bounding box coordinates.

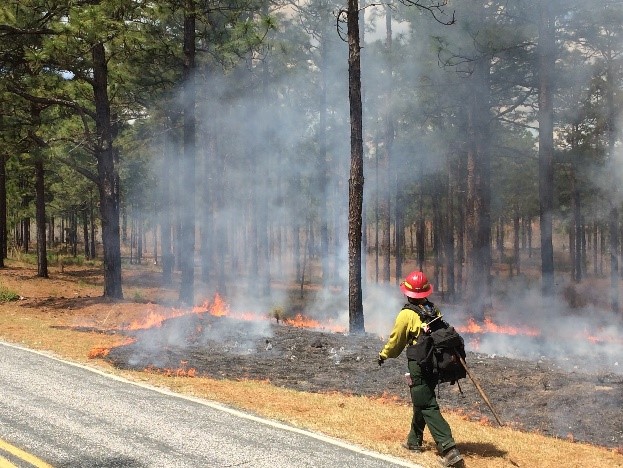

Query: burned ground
[105,313,623,450]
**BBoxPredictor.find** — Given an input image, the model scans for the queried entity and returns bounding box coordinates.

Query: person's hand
[377,356,385,367]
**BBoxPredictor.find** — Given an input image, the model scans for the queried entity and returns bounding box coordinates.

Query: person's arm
[379,309,421,360]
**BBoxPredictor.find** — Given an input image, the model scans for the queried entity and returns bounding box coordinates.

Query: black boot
[401,442,423,452]
[439,447,463,467]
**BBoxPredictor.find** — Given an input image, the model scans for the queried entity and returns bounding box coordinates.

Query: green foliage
[0,285,20,302]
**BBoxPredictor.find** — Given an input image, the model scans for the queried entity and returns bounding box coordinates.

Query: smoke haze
[125,0,623,377]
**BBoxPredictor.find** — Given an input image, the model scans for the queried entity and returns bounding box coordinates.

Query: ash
[105,314,623,450]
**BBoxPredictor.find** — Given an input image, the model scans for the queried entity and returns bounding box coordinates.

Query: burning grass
[0,261,621,468]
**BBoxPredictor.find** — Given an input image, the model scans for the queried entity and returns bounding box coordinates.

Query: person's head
[400,271,433,301]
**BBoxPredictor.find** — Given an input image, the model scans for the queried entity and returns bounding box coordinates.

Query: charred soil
[104,313,623,450]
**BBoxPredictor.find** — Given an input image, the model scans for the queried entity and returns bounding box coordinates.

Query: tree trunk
[259,34,271,297]
[572,145,582,282]
[35,157,48,277]
[593,224,598,276]
[0,154,6,266]
[318,15,330,288]
[161,123,174,285]
[83,208,89,259]
[445,165,455,298]
[380,171,390,282]
[606,61,619,312]
[375,141,379,282]
[48,216,54,249]
[347,0,365,333]
[91,41,123,298]
[456,151,466,295]
[465,55,492,321]
[200,135,211,283]
[432,184,441,287]
[137,213,143,264]
[417,195,425,271]
[178,2,197,306]
[89,191,96,259]
[538,0,555,296]
[513,210,520,276]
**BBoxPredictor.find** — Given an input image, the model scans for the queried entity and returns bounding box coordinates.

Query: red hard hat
[400,271,433,299]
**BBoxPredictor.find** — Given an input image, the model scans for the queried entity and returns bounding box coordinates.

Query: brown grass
[0,260,621,468]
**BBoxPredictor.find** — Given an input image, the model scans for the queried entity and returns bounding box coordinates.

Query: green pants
[407,359,456,453]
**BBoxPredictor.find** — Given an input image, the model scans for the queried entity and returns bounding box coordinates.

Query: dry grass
[0,261,621,468]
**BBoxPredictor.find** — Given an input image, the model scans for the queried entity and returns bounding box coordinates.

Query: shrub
[0,286,20,302]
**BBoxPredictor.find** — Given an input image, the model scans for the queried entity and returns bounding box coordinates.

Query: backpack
[405,303,467,385]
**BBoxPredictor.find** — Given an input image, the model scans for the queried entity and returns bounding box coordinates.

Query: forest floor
[100,312,623,449]
[1,259,622,468]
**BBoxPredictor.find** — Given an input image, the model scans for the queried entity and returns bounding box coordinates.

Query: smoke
[118,0,623,382]
[453,280,623,375]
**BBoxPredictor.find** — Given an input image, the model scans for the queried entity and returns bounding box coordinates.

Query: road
[0,342,423,468]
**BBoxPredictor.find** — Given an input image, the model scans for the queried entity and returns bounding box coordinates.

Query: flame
[144,361,197,378]
[283,313,345,333]
[88,337,136,359]
[457,318,540,337]
[123,305,189,330]
[194,294,229,316]
[193,295,346,332]
[88,347,110,359]
[193,294,265,322]
[586,328,623,346]
[86,293,347,363]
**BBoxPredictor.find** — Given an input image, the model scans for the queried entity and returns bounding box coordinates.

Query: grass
[0,285,20,302]
[0,260,621,468]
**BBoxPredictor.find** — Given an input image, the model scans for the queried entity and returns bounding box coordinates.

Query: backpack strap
[403,301,447,331]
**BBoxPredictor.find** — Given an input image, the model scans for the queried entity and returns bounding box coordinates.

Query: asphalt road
[0,342,423,468]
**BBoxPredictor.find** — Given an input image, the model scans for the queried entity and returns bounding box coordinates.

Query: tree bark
[0,154,6,265]
[538,0,555,296]
[513,210,520,276]
[465,55,492,321]
[90,191,96,259]
[35,157,48,277]
[445,162,455,298]
[347,0,365,333]
[93,41,123,299]
[83,208,89,259]
[178,1,197,305]
[318,15,330,288]
[606,62,619,312]
[160,122,174,285]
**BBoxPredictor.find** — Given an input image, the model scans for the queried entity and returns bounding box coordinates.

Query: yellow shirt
[379,304,442,360]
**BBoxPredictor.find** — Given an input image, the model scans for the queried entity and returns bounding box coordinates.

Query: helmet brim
[400,282,433,299]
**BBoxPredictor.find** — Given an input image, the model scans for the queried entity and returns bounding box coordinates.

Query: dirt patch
[104,313,623,450]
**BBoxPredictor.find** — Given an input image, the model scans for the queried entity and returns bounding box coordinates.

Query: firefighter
[377,270,463,468]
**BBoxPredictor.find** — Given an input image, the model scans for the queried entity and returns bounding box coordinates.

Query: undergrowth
[0,285,20,302]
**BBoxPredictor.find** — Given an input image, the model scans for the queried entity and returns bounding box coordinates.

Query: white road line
[0,341,424,468]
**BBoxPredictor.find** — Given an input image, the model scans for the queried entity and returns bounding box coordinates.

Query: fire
[194,294,229,317]
[123,305,189,330]
[457,317,540,337]
[193,294,267,322]
[86,293,347,362]
[283,313,345,333]
[88,337,136,359]
[586,328,623,346]
[193,295,346,332]
[88,347,110,359]
[144,361,197,378]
